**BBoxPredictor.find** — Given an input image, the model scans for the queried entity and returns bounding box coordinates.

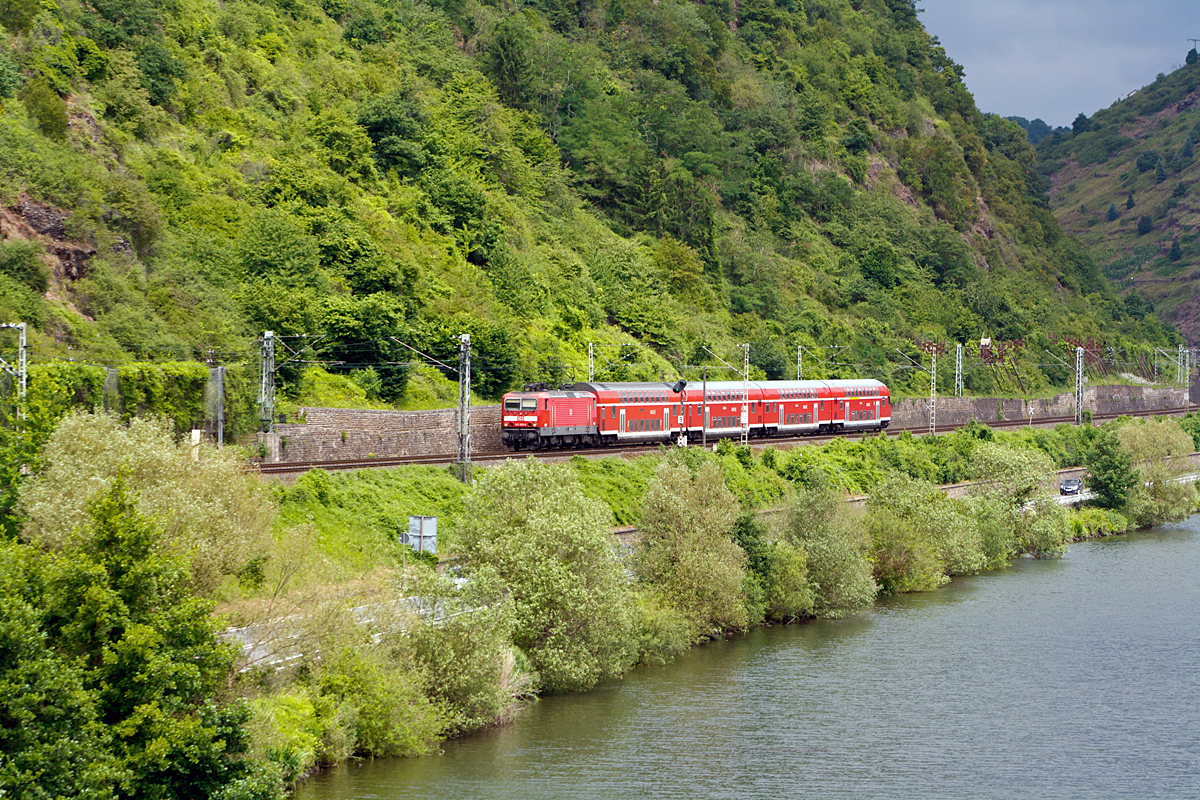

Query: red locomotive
[500,379,890,451]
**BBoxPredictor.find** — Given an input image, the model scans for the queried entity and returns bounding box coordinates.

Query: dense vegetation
[1033,52,1200,342]
[3,2,1199,795]
[0,0,1180,415]
[3,405,1197,797]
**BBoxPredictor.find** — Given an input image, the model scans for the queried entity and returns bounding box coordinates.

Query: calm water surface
[298,519,1200,800]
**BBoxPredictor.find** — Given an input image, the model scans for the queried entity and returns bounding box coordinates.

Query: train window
[521,399,537,410]
[505,398,520,410]
[544,400,549,410]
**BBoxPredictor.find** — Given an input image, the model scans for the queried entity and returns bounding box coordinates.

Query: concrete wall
[257,385,1189,464]
[891,385,1187,429]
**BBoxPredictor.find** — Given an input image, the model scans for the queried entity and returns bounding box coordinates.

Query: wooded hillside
[0,0,1179,407]
[1036,53,1200,343]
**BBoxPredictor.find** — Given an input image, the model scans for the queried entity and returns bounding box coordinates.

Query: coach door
[664,408,670,432]
[619,409,626,436]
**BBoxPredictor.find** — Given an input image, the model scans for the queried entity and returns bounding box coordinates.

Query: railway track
[252,405,1194,476]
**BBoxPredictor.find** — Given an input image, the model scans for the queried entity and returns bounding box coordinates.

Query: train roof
[570,381,688,392]
[508,378,889,395]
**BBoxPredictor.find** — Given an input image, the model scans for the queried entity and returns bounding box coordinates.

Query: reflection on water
[298,522,1200,800]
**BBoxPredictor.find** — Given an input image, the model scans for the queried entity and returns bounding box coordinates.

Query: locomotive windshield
[504,398,540,411]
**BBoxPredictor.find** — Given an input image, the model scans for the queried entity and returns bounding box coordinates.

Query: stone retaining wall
[257,385,1189,464]
[891,385,1187,429]
[258,406,501,463]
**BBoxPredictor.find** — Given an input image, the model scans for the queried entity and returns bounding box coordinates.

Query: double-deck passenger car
[500,378,890,451]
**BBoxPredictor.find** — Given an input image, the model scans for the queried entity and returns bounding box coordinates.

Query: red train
[501,379,890,450]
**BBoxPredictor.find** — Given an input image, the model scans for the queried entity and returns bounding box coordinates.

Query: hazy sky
[917,0,1199,127]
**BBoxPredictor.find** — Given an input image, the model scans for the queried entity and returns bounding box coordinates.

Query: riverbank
[294,518,1200,800]
[248,415,1200,790]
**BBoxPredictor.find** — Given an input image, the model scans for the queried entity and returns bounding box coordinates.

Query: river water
[298,519,1200,800]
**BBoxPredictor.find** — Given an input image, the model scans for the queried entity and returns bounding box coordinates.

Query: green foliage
[115,362,209,431]
[0,0,1170,408]
[17,477,271,799]
[0,239,47,292]
[630,591,692,666]
[1068,506,1129,540]
[968,441,1056,505]
[566,453,659,525]
[0,0,39,34]
[20,413,275,596]
[21,80,68,141]
[410,579,527,735]
[780,477,876,618]
[278,464,468,569]
[637,460,749,639]
[0,50,19,100]
[0,540,114,798]
[1117,416,1197,528]
[1136,151,1160,173]
[307,641,445,757]
[1085,426,1136,509]
[1013,494,1071,558]
[455,459,636,693]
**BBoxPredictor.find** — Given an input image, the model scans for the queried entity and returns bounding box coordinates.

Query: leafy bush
[308,641,445,757]
[637,460,750,638]
[20,80,68,141]
[455,458,637,693]
[20,413,275,595]
[780,476,876,618]
[410,579,526,735]
[0,240,48,292]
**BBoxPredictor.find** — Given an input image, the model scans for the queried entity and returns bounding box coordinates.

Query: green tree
[780,476,876,618]
[236,210,325,289]
[1084,427,1136,509]
[969,441,1056,505]
[637,460,750,638]
[1117,417,1197,528]
[1169,239,1182,262]
[0,0,39,33]
[485,16,534,108]
[1126,191,1135,210]
[1106,203,1118,221]
[1189,48,1199,65]
[1137,215,1153,235]
[455,459,637,693]
[860,242,901,288]
[21,79,69,141]
[0,541,116,799]
[37,477,277,799]
[0,50,20,99]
